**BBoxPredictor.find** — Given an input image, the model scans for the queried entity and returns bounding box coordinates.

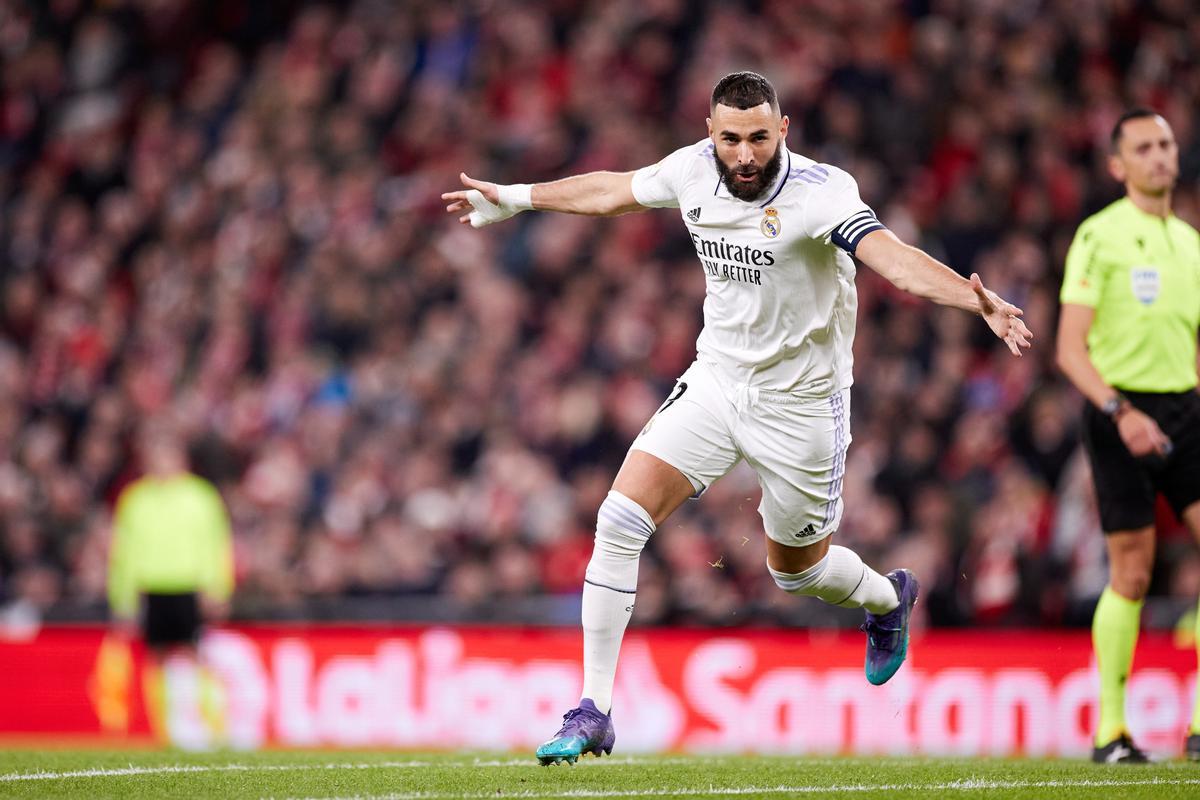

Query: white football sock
[768,545,899,614]
[581,491,654,714]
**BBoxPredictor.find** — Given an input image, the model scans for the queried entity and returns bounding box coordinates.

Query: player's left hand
[971,273,1033,357]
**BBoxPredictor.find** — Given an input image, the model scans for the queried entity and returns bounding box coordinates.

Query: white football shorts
[630,360,850,546]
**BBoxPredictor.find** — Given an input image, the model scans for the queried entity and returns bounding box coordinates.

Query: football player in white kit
[443,72,1032,764]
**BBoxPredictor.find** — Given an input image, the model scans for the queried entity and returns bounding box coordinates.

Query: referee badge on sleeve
[761,207,781,238]
[1131,267,1160,305]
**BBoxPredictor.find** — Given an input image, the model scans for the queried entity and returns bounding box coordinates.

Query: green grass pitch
[1,749,1199,799]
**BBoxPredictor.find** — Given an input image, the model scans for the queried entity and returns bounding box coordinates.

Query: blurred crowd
[2,0,1199,630]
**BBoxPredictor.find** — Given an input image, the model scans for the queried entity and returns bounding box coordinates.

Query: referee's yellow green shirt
[1060,197,1200,392]
[108,473,234,619]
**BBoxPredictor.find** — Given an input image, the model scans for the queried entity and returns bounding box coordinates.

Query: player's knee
[1107,543,1153,600]
[768,555,831,598]
[587,491,654,591]
[591,490,655,562]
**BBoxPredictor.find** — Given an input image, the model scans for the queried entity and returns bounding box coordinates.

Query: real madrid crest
[761,207,781,238]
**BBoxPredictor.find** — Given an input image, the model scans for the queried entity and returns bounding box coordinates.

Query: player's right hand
[442,173,512,228]
[1116,408,1173,457]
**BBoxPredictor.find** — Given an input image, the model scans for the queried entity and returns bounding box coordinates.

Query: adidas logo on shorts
[687,207,701,222]
[796,523,818,539]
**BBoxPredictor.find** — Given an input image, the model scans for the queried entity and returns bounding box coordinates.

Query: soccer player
[108,421,234,749]
[444,72,1032,764]
[1056,109,1200,764]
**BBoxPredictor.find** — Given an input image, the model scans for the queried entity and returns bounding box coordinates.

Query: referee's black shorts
[1082,389,1200,532]
[141,592,201,648]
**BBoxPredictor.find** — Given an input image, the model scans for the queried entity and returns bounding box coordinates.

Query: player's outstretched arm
[855,228,1033,357]
[442,171,644,228]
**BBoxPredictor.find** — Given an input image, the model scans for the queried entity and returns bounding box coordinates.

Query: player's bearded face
[715,140,784,201]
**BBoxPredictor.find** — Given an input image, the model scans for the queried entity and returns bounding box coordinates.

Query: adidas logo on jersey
[687,207,701,222]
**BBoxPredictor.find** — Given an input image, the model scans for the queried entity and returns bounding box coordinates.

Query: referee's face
[708,102,789,201]
[1110,116,1179,197]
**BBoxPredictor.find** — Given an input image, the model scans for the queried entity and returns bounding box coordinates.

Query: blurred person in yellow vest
[104,419,234,749]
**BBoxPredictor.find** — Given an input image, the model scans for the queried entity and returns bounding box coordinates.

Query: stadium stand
[1,0,1198,631]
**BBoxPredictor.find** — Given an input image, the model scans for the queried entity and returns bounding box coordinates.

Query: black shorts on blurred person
[142,592,201,648]
[1081,390,1200,532]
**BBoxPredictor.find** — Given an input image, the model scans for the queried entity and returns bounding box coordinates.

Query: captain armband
[831,210,886,255]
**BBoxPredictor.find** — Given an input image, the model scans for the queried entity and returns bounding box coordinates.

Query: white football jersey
[631,139,884,395]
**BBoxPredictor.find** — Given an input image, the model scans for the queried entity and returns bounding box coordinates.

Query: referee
[1056,109,1200,763]
[107,421,234,748]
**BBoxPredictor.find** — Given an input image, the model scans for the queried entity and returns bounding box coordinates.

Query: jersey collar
[1118,196,1174,223]
[712,149,791,208]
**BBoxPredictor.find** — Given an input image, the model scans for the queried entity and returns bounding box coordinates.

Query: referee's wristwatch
[1101,395,1132,422]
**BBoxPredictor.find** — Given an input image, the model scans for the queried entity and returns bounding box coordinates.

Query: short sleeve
[1060,222,1103,307]
[631,144,696,209]
[802,167,885,255]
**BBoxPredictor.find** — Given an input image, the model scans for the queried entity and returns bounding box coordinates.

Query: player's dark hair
[1110,108,1161,151]
[711,71,779,114]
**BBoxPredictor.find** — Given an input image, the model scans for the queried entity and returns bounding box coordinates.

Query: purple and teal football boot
[536,698,615,765]
[862,569,919,686]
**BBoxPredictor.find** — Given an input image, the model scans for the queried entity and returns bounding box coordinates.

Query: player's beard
[715,141,784,202]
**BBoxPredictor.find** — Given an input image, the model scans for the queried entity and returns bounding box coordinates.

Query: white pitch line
[0,756,702,783]
[286,777,1200,800]
[0,762,472,782]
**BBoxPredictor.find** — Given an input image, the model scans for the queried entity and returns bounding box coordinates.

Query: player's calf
[768,545,900,612]
[769,547,918,685]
